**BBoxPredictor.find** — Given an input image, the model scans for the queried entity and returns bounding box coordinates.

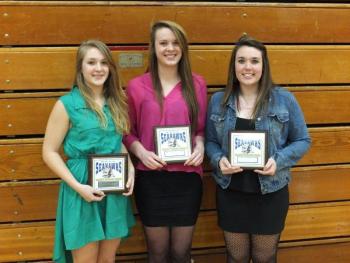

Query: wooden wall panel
[203,165,350,205]
[277,242,350,263]
[0,48,149,90]
[1,125,348,183]
[0,48,76,90]
[1,2,350,262]
[300,127,350,166]
[2,46,350,90]
[267,46,350,85]
[294,89,350,125]
[0,139,56,181]
[3,99,350,162]
[192,46,350,86]
[282,202,350,241]
[2,202,350,262]
[208,85,350,125]
[2,165,350,223]
[0,222,54,262]
[125,241,350,263]
[0,175,214,223]
[209,87,350,125]
[0,97,56,136]
[1,3,350,45]
[0,182,58,223]
[290,165,350,204]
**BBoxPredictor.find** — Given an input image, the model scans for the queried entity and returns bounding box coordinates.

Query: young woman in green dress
[43,40,135,263]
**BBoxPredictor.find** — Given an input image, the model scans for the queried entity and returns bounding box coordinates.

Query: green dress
[53,87,135,263]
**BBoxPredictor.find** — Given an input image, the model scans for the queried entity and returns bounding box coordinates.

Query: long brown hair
[74,40,129,134]
[222,35,275,119]
[149,20,199,132]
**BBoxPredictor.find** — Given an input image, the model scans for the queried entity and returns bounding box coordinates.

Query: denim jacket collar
[225,94,236,111]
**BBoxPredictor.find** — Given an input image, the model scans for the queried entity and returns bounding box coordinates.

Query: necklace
[238,95,256,110]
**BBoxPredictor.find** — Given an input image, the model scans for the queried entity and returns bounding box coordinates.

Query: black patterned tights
[224,231,280,263]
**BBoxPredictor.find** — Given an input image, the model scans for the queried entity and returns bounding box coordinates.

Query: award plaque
[154,125,192,163]
[229,130,267,169]
[88,154,128,193]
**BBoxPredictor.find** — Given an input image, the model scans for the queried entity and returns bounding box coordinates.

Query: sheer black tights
[143,226,195,263]
[224,231,280,263]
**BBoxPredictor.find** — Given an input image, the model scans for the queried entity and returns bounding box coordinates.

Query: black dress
[216,117,289,234]
[135,170,203,227]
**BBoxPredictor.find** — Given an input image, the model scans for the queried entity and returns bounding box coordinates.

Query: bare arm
[42,100,105,202]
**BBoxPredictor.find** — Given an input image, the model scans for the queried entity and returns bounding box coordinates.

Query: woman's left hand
[254,157,277,176]
[184,139,204,167]
[123,168,135,196]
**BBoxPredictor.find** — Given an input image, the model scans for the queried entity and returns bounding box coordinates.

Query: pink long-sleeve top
[123,72,207,175]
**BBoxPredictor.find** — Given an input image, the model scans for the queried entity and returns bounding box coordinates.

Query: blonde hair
[74,40,129,134]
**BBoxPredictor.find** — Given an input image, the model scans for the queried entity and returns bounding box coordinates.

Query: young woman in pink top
[123,21,207,263]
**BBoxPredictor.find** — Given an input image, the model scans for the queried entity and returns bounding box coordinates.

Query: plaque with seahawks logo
[154,125,192,163]
[229,130,267,169]
[88,154,128,193]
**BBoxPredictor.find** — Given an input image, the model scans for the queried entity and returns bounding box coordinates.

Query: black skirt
[135,170,203,227]
[216,185,289,235]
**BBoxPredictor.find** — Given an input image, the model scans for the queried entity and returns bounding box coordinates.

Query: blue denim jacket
[205,87,311,194]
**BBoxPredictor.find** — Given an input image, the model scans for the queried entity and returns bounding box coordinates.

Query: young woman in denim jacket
[205,36,311,263]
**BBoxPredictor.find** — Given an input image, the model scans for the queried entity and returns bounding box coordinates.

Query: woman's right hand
[139,148,166,170]
[219,156,243,175]
[76,184,105,202]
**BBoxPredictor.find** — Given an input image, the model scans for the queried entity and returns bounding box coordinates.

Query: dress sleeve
[194,75,208,137]
[122,80,140,149]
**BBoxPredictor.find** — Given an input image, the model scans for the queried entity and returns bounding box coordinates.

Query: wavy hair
[74,39,129,134]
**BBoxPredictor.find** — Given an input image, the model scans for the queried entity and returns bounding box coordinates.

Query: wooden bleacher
[1,1,350,262]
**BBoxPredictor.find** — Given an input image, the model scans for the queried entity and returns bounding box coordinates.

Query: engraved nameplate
[118,53,144,68]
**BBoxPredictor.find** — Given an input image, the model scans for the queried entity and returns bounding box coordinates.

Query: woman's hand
[184,139,204,167]
[123,168,135,196]
[139,148,166,170]
[254,158,277,176]
[130,141,166,170]
[219,157,243,175]
[76,184,105,202]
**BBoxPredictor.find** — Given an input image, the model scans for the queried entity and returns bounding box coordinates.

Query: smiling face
[235,45,263,90]
[154,27,182,69]
[81,47,109,90]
